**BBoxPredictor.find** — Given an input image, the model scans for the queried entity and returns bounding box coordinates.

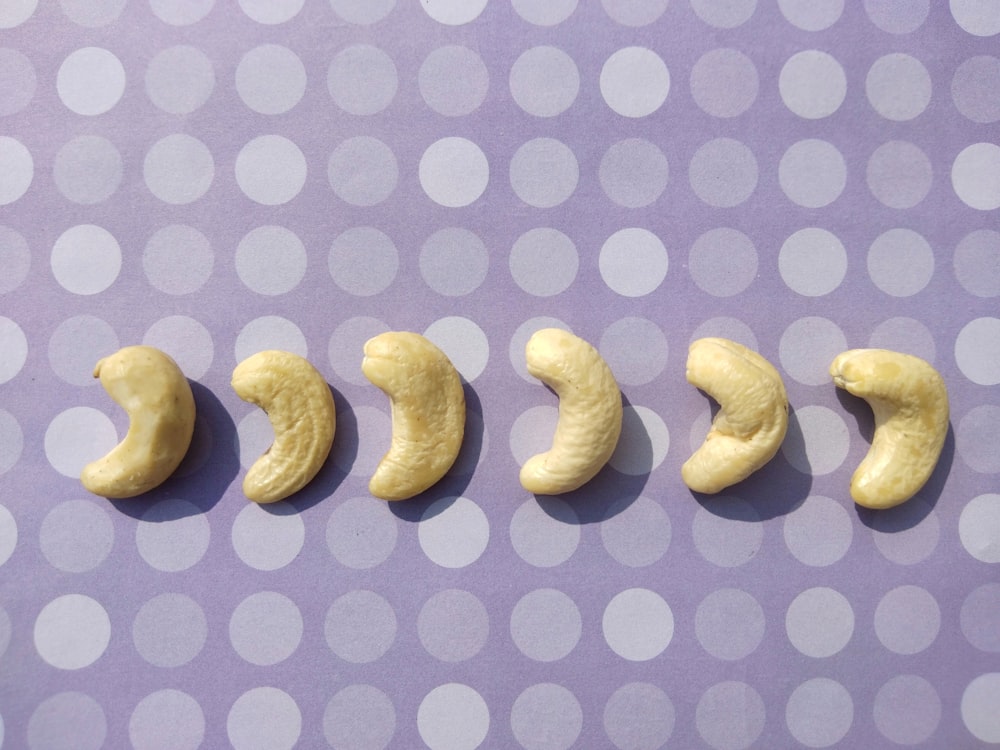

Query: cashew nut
[362,332,465,501]
[81,345,196,499]
[519,328,623,495]
[682,337,788,494]
[830,348,948,509]
[231,350,336,503]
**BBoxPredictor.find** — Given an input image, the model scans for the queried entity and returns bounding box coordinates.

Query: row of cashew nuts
[79,330,949,511]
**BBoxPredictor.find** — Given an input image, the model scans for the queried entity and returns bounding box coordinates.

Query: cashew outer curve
[232,350,336,503]
[682,337,788,494]
[520,328,623,495]
[81,345,196,499]
[363,332,466,501]
[830,348,948,510]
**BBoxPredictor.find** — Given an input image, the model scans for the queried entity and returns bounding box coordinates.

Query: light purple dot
[509,46,579,117]
[132,592,207,667]
[601,0,668,26]
[143,225,213,295]
[958,405,1000,473]
[511,0,577,25]
[689,138,757,207]
[419,137,489,208]
[690,48,758,118]
[689,228,757,297]
[868,228,934,296]
[60,0,124,26]
[510,588,581,662]
[956,317,1000,385]
[785,678,853,747]
[418,45,489,116]
[599,138,668,208]
[146,45,214,115]
[693,499,763,567]
[509,317,571,382]
[866,53,931,121]
[330,0,395,25]
[779,50,846,119]
[868,317,936,364]
[329,227,398,297]
[143,315,214,380]
[961,583,1000,652]
[696,681,765,750]
[599,317,668,386]
[870,498,940,564]
[873,675,941,745]
[236,44,305,115]
[47,315,119,386]
[56,47,125,115]
[50,224,120,295]
[609,405,670,476]
[603,589,673,662]
[955,229,1000,297]
[238,0,303,24]
[144,134,213,205]
[34,594,111,670]
[39,499,114,572]
[952,56,1000,123]
[875,585,940,654]
[509,228,578,297]
[779,139,846,208]
[328,317,390,385]
[779,316,848,386]
[865,0,929,33]
[328,136,398,206]
[0,412,22,477]
[510,497,580,567]
[695,588,765,660]
[783,495,852,566]
[0,0,36,28]
[28,692,106,750]
[420,227,489,296]
[418,589,489,662]
[129,689,205,750]
[235,135,306,206]
[0,604,10,659]
[230,591,302,666]
[417,684,490,750]
[959,493,1000,562]
[604,682,674,750]
[779,228,847,297]
[600,495,670,567]
[55,135,122,204]
[511,683,582,750]
[786,587,854,657]
[951,0,1000,36]
[510,137,578,208]
[779,0,843,30]
[0,48,36,115]
[328,45,397,116]
[231,502,304,571]
[235,225,307,296]
[136,499,211,572]
[601,47,670,117]
[43,407,116,478]
[0,504,16,566]
[227,687,301,750]
[952,143,1000,210]
[0,226,30,294]
[0,136,32,205]
[867,140,932,208]
[691,317,758,350]
[149,0,214,25]
[690,0,756,28]
[599,228,668,297]
[327,496,397,569]
[324,685,395,750]
[325,590,396,662]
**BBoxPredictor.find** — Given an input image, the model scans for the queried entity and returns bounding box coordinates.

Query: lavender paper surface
[2,0,1000,748]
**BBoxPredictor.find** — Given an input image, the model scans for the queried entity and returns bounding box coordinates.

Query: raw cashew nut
[830,348,948,510]
[682,337,788,494]
[363,332,465,501]
[232,350,336,503]
[520,328,623,495]
[81,345,196,499]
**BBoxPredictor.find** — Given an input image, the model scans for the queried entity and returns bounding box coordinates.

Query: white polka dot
[600,47,669,118]
[330,0,395,24]
[510,405,558,469]
[238,0,303,24]
[865,0,929,33]
[0,317,27,385]
[867,140,933,209]
[599,138,669,208]
[952,56,1000,123]
[422,0,486,24]
[511,684,582,750]
[143,225,212,295]
[958,405,1000,473]
[420,228,488,296]
[780,139,846,208]
[510,588,581,662]
[227,688,301,750]
[144,134,214,204]
[689,47,758,118]
[39,500,113,573]
[868,228,935,296]
[51,224,120,295]
[608,405,669,476]
[424,316,488,382]
[130,690,205,750]
[44,406,117,478]
[695,588,765,660]
[782,405,850,476]
[418,588,489,662]
[779,0,843,30]
[0,226,30,293]
[692,0,756,26]
[419,46,489,116]
[142,315,213,379]
[779,316,848,386]
[235,225,306,296]
[418,684,490,750]
[54,135,121,204]
[960,494,1000,562]
[691,318,759,351]
[696,681,765,750]
[509,228,578,297]
[599,228,668,297]
[779,50,846,119]
[783,495,852,566]
[875,585,940,654]
[328,228,397,296]
[603,588,673,661]
[866,53,931,121]
[419,496,489,568]
[786,587,853,657]
[951,0,1000,36]
[325,590,396,663]
[328,317,390,385]
[27,692,106,750]
[963,583,1000,651]
[328,45,397,116]
[132,592,207,667]
[0,0,37,28]
[689,138,758,207]
[34,594,110,669]
[235,135,306,205]
[692,499,763,567]
[599,317,668,387]
[509,137,579,208]
[136,499,210,571]
[0,504,16,567]
[60,0,124,25]
[512,0,577,25]
[230,591,302,666]
[236,44,305,115]
[963,673,1000,742]
[870,317,936,364]
[235,316,307,363]
[0,136,33,205]
[955,229,1000,297]
[329,404,389,477]
[327,496,397,569]
[786,678,853,748]
[324,685,396,750]
[604,683,674,750]
[57,47,125,115]
[956,318,1000,385]
[509,318,571,383]
[870,499,940,564]
[146,45,214,114]
[779,228,847,296]
[0,412,23,476]
[510,498,579,567]
[232,502,304,571]
[0,48,37,116]
[873,675,941,745]
[952,142,1000,210]
[328,136,398,206]
[601,0,667,26]
[150,0,214,25]
[510,46,579,117]
[688,228,757,297]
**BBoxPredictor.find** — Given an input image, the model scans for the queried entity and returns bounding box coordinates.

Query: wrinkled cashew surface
[232,350,336,503]
[520,328,623,495]
[363,332,465,501]
[683,337,788,494]
[81,345,196,499]
[830,348,948,510]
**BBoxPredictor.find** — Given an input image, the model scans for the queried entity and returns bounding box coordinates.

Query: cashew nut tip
[80,345,196,499]
[232,350,336,504]
[830,348,948,510]
[682,338,788,494]
[362,332,465,501]
[520,328,623,495]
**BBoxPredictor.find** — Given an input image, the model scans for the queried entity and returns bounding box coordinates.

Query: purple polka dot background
[1,1,999,748]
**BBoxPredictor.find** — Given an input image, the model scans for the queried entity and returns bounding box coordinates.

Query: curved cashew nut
[81,345,196,499]
[232,350,336,503]
[520,328,623,495]
[830,349,948,509]
[363,332,465,501]
[682,337,788,494]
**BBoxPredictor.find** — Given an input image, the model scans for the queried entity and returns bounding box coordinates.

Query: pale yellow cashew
[682,337,788,494]
[830,348,948,510]
[520,328,623,495]
[362,332,465,501]
[232,350,336,503]
[81,345,196,499]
